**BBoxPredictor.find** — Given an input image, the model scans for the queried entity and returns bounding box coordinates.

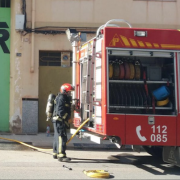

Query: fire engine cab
[67,19,180,167]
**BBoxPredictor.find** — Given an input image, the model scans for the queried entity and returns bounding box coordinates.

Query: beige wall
[9,0,180,133]
[28,0,180,29]
[10,0,23,133]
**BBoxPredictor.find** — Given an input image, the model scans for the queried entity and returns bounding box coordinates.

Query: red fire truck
[67,19,180,167]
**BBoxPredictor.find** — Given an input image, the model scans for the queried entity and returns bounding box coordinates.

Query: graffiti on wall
[0,22,10,54]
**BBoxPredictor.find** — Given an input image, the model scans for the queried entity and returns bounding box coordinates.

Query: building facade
[0,0,179,134]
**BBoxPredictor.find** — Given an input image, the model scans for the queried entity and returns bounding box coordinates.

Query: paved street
[0,149,180,179]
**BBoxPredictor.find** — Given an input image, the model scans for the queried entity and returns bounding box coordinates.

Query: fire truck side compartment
[73,26,180,148]
[71,21,180,168]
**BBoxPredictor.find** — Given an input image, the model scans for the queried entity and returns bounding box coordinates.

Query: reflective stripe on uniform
[58,153,66,158]
[65,104,69,107]
[65,121,70,128]
[62,113,68,119]
[53,116,62,121]
[59,136,62,154]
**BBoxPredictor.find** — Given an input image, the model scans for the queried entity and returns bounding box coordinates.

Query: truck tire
[143,146,163,159]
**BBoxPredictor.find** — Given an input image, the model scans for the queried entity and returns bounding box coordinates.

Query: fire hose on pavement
[0,118,111,178]
[0,118,90,152]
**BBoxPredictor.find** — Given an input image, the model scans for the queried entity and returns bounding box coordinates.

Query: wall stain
[11,115,22,134]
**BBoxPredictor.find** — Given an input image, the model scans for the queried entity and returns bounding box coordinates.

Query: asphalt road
[0,149,179,179]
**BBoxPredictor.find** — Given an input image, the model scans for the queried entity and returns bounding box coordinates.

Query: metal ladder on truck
[80,39,96,127]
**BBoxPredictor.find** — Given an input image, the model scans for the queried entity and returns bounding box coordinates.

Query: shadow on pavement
[71,152,180,176]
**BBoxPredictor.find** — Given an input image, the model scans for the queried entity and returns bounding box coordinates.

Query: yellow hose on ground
[0,136,50,151]
[0,118,90,152]
[83,170,110,178]
[0,119,110,178]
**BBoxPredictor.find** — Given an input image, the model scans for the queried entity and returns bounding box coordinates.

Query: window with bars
[0,0,10,7]
[39,51,72,67]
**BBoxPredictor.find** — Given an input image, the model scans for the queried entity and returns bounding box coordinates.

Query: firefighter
[52,83,74,162]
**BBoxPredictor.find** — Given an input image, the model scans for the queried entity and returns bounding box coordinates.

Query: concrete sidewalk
[0,133,132,151]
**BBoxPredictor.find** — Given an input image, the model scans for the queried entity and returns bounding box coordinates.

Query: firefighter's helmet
[60,83,75,94]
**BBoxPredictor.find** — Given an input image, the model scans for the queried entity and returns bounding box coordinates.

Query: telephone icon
[136,125,147,142]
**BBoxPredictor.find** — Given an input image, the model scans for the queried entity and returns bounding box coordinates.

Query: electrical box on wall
[15,14,25,30]
[61,52,71,67]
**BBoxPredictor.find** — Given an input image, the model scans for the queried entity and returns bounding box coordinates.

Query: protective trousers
[53,120,67,157]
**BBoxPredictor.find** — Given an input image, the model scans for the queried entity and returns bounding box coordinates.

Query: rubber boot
[53,153,57,159]
[58,156,71,162]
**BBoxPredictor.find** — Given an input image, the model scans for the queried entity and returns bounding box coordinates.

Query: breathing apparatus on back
[45,94,56,121]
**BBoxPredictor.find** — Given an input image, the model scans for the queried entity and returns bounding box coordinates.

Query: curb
[0,142,34,151]
[0,141,133,151]
[0,133,133,151]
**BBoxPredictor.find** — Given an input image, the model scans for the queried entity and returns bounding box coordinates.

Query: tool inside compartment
[107,52,176,115]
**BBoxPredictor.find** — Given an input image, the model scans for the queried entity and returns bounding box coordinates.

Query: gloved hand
[68,118,73,124]
[46,117,51,121]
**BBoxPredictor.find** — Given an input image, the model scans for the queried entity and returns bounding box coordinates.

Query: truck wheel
[143,146,163,159]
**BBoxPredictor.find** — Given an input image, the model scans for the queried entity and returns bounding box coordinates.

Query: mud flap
[163,146,180,167]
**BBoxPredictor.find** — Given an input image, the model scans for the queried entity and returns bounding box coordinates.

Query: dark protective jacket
[53,93,71,120]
